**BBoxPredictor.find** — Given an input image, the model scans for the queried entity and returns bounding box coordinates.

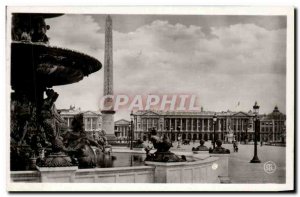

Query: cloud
[46,14,286,120]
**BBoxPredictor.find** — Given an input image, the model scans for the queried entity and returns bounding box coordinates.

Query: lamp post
[213,113,217,149]
[250,101,261,163]
[92,130,96,140]
[177,126,181,148]
[170,127,173,145]
[130,111,134,150]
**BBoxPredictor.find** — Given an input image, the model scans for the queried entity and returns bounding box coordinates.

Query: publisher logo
[264,161,276,174]
[212,163,218,170]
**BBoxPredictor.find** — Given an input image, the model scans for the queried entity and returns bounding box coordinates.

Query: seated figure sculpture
[209,139,230,154]
[145,128,186,162]
[133,138,147,149]
[12,14,50,44]
[192,139,209,151]
[61,114,106,169]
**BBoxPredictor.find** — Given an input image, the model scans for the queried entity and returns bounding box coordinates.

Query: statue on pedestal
[209,140,230,154]
[192,139,209,151]
[145,128,186,162]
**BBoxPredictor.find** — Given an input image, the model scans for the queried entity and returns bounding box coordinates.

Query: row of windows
[63,117,100,130]
[261,121,284,126]
[138,119,252,131]
[261,127,284,132]
[114,126,130,132]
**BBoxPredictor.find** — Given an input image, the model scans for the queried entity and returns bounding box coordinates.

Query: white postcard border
[6,5,294,192]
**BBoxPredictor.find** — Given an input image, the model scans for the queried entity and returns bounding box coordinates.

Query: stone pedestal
[209,153,230,183]
[192,150,209,155]
[36,166,78,183]
[145,157,220,183]
[101,112,116,141]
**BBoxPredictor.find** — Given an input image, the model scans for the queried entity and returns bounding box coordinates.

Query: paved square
[169,141,286,183]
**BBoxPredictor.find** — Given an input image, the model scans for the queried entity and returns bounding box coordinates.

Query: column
[241,119,244,140]
[151,118,155,128]
[236,119,238,140]
[207,119,210,131]
[169,118,172,130]
[272,120,275,142]
[241,119,243,132]
[85,118,87,131]
[175,118,177,131]
[186,118,188,131]
[67,118,70,128]
[234,119,237,131]
[146,118,148,131]
[197,119,199,131]
[202,119,204,132]
[180,118,182,131]
[91,117,93,131]
[240,118,242,141]
[191,119,194,131]
[218,119,221,132]
[226,118,228,132]
[207,119,210,140]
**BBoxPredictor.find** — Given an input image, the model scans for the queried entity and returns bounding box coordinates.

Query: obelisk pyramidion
[101,15,116,141]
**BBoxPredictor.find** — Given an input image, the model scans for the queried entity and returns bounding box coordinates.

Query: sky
[46,14,287,120]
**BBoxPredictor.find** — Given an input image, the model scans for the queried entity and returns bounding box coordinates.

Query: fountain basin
[11,150,222,183]
[11,41,102,90]
[145,157,219,183]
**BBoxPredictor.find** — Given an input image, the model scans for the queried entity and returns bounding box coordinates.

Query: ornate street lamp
[213,113,217,149]
[250,101,261,163]
[130,111,134,150]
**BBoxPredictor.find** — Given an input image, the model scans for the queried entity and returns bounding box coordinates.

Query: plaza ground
[170,140,286,183]
[114,140,286,183]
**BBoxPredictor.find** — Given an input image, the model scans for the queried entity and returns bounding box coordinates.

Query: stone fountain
[10,13,105,170]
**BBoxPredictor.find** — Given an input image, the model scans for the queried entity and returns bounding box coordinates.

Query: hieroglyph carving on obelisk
[104,15,113,98]
[101,15,115,139]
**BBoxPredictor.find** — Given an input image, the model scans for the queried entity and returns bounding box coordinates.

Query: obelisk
[101,15,116,141]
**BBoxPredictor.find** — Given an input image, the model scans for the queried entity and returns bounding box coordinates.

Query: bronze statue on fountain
[145,128,186,162]
[61,114,112,169]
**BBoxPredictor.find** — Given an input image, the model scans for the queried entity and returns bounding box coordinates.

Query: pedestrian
[233,140,238,152]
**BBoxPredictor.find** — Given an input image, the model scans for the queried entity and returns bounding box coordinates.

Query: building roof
[132,110,254,117]
[58,107,101,116]
[115,119,130,125]
[260,106,286,121]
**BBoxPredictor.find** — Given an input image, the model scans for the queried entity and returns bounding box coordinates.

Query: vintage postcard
[6,6,294,192]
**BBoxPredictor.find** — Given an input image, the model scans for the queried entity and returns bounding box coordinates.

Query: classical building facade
[132,110,256,142]
[114,119,130,139]
[58,106,102,136]
[259,106,286,143]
